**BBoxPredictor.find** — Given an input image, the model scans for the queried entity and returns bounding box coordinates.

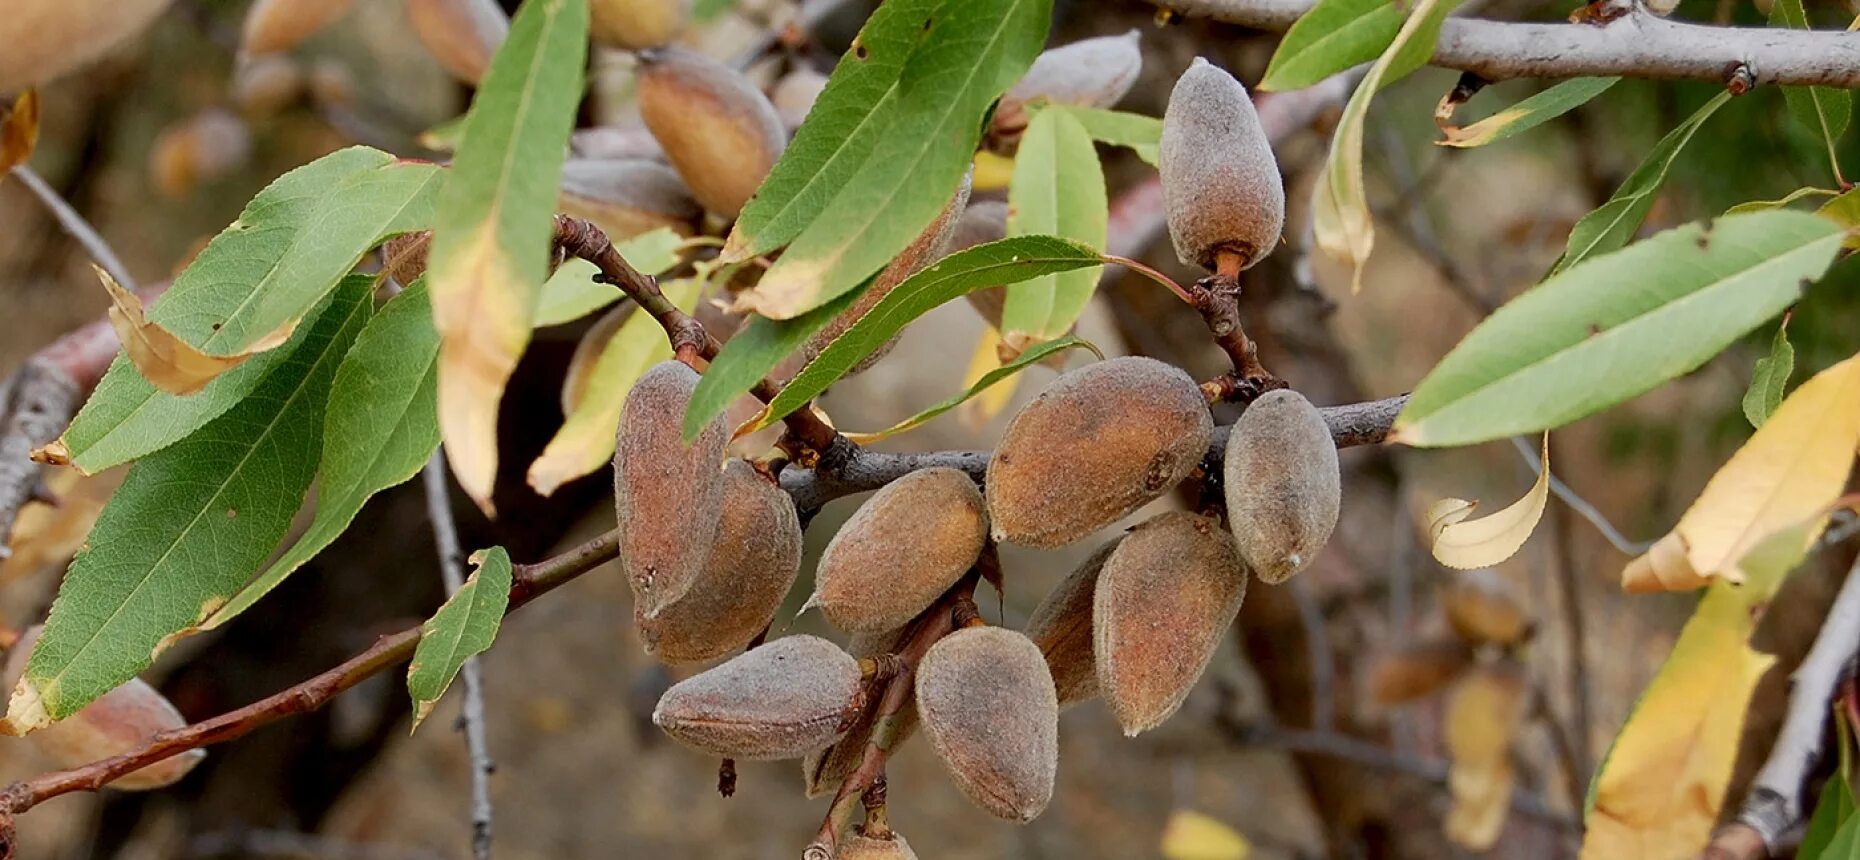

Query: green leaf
[1801,711,1858,859]
[1549,91,1730,276]
[1726,187,1839,214]
[1437,77,1618,149]
[5,278,375,729]
[737,236,1104,434]
[407,546,512,730]
[1259,0,1400,92]
[731,0,1052,319]
[1742,319,1795,428]
[1818,188,1860,249]
[419,114,468,152]
[1771,0,1851,184]
[844,336,1101,443]
[1001,107,1107,350]
[532,228,682,327]
[1394,211,1843,448]
[1823,814,1860,860]
[1047,105,1161,165]
[528,277,704,495]
[203,282,444,630]
[426,0,589,510]
[51,149,437,473]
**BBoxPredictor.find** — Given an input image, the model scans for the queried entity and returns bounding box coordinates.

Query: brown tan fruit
[1093,511,1248,735]
[987,357,1212,548]
[637,459,803,664]
[381,231,432,289]
[591,0,689,50]
[406,0,509,85]
[637,47,786,218]
[915,626,1058,822]
[1004,30,1143,111]
[1159,58,1284,272]
[1367,636,1476,705]
[231,55,304,117]
[306,59,358,108]
[771,66,829,131]
[1222,389,1339,584]
[558,158,702,240]
[149,109,253,199]
[801,630,919,798]
[614,360,730,617]
[652,634,864,759]
[570,124,667,162]
[840,829,921,860]
[797,173,971,374]
[241,0,358,55]
[1023,539,1118,708]
[0,0,175,95]
[1443,569,1531,646]
[949,200,1009,327]
[812,467,986,634]
[3,627,202,789]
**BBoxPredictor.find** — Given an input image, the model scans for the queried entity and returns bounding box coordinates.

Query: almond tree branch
[8,166,137,294]
[421,455,494,860]
[1145,0,1860,88]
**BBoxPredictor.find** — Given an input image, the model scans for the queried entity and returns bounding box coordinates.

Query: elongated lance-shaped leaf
[427,0,588,514]
[1437,77,1619,149]
[843,336,1101,443]
[732,0,1051,319]
[723,0,937,261]
[1742,319,1794,428]
[1259,0,1400,92]
[48,149,434,473]
[1725,186,1839,215]
[1393,210,1843,448]
[4,278,374,731]
[204,283,443,630]
[1001,107,1107,352]
[1549,91,1730,276]
[408,546,512,730]
[532,228,682,327]
[730,236,1105,436]
[1771,0,1851,185]
[1047,105,1160,165]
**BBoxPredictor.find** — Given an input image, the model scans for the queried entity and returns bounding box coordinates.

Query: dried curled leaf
[652,635,863,760]
[1444,663,1527,850]
[813,467,987,634]
[1094,511,1248,735]
[1427,435,1551,570]
[1,91,41,174]
[916,626,1058,822]
[1223,389,1340,583]
[96,265,281,395]
[1024,539,1118,708]
[988,357,1212,549]
[615,361,730,617]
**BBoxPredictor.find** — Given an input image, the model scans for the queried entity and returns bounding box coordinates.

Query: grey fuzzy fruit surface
[813,466,987,634]
[1024,538,1119,708]
[1160,57,1285,271]
[614,360,729,618]
[1222,389,1340,584]
[916,626,1058,823]
[652,634,862,760]
[1006,29,1143,110]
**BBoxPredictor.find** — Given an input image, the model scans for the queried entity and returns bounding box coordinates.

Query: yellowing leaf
[1426,435,1551,569]
[1161,810,1252,860]
[1445,664,1527,850]
[97,265,292,395]
[973,150,1014,192]
[1,89,40,174]
[960,327,1018,428]
[1582,584,1777,859]
[840,335,1092,443]
[1621,351,1860,594]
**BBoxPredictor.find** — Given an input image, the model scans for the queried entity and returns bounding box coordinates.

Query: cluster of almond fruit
[615,51,1329,856]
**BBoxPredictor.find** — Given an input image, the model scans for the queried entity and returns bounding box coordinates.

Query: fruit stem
[1189,251,1288,405]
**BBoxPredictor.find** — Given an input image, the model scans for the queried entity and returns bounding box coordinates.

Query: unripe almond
[798,173,971,373]
[241,0,358,56]
[950,200,1009,328]
[987,357,1212,548]
[591,0,689,50]
[813,467,987,634]
[801,630,919,798]
[652,634,864,759]
[406,0,509,85]
[637,47,786,217]
[614,360,730,617]
[0,0,175,95]
[771,66,829,131]
[1093,511,1248,735]
[306,59,358,109]
[149,109,253,199]
[1443,569,1530,646]
[840,830,921,860]
[559,158,702,239]
[638,459,802,664]
[1023,539,1118,708]
[3,627,202,789]
[571,125,667,162]
[231,55,305,118]
[1222,389,1340,584]
[1004,30,1143,111]
[916,626,1058,822]
[1367,636,1476,705]
[1159,58,1284,272]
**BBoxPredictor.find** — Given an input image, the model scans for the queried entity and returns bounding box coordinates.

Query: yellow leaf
[1621,351,1860,594]
[960,327,1018,428]
[972,150,1015,192]
[1,89,40,174]
[0,468,119,580]
[526,278,702,496]
[96,265,293,395]
[1426,434,1551,569]
[432,225,534,515]
[1444,664,1527,850]
[1161,809,1251,860]
[1582,584,1777,859]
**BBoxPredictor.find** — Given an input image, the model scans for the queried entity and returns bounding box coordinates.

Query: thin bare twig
[9,166,136,293]
[1288,578,1337,732]
[1510,435,1652,556]
[422,455,494,860]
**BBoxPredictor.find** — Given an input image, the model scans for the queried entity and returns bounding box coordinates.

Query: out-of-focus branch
[422,456,494,860]
[1708,556,1860,860]
[1144,0,1860,88]
[8,166,136,293]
